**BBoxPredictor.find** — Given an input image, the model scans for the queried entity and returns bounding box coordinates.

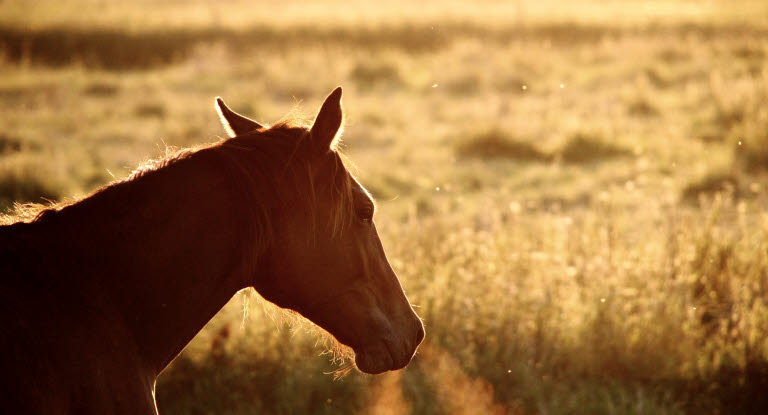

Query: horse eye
[358,206,374,223]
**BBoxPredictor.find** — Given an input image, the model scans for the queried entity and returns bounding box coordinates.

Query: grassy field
[3,1,768,413]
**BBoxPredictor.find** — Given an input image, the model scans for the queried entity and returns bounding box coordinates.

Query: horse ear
[309,87,343,152]
[215,97,263,137]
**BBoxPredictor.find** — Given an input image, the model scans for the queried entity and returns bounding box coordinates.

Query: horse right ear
[215,97,263,137]
[309,87,344,153]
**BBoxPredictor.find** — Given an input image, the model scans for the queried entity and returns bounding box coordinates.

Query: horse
[0,87,424,414]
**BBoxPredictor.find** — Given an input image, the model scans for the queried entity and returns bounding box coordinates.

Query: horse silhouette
[0,87,424,414]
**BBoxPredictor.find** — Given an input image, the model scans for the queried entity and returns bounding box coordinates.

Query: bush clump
[455,129,549,162]
[556,132,632,164]
[350,61,403,89]
[681,171,741,202]
[0,168,60,212]
[0,134,23,154]
[732,107,768,172]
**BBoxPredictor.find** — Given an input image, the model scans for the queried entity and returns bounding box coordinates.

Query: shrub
[681,171,741,202]
[0,133,23,154]
[350,61,403,89]
[732,106,768,172]
[556,132,631,164]
[455,129,549,162]
[0,166,60,212]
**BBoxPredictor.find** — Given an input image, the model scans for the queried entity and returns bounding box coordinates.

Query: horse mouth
[353,340,415,374]
[354,346,394,374]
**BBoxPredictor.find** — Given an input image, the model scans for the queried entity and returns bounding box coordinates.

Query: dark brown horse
[0,87,424,414]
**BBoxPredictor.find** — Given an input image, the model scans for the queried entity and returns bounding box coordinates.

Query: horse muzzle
[354,316,425,374]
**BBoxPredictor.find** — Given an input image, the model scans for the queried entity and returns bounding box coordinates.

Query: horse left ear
[215,97,264,137]
[309,87,343,153]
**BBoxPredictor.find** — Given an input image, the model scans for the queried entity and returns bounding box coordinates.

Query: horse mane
[0,145,197,226]
[1,114,357,234]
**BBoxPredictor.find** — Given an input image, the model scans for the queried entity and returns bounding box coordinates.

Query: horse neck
[42,148,260,375]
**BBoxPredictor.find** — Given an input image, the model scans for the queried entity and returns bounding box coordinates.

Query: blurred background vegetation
[2,0,768,413]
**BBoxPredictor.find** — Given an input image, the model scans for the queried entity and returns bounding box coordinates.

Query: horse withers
[0,87,424,414]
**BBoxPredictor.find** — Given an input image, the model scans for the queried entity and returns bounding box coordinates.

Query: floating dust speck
[432,83,439,88]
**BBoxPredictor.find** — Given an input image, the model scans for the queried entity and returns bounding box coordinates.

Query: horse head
[216,87,424,374]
